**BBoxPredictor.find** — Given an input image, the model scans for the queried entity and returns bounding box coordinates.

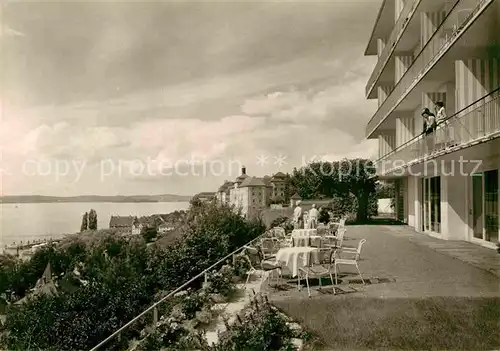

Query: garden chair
[340,238,366,260]
[271,227,292,248]
[322,227,346,250]
[333,239,367,286]
[241,246,282,287]
[298,248,336,297]
[257,237,279,259]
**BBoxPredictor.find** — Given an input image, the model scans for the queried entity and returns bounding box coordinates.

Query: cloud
[0,1,383,195]
[2,26,25,38]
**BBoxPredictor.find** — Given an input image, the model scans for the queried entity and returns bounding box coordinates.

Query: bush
[215,294,294,350]
[331,194,377,222]
[141,225,158,243]
[2,201,266,350]
[232,255,251,278]
[269,216,294,233]
[154,202,265,291]
[205,265,236,298]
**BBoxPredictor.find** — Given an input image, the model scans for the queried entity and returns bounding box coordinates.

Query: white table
[276,247,320,277]
[291,229,317,237]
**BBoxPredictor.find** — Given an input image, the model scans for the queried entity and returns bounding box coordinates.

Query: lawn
[273,296,500,350]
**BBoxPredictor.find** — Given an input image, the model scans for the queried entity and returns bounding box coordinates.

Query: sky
[0,0,381,196]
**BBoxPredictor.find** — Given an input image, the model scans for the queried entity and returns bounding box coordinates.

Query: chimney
[242,166,246,175]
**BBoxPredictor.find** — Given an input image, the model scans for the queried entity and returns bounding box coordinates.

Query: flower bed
[134,260,309,351]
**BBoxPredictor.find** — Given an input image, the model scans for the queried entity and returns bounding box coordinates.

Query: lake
[0,202,190,247]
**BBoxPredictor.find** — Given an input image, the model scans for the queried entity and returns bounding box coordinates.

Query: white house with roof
[217,166,287,218]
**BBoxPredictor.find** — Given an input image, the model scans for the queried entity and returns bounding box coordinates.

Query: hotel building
[365,0,499,248]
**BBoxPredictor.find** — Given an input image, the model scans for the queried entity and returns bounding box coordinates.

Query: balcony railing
[375,88,500,176]
[365,0,422,97]
[366,0,491,137]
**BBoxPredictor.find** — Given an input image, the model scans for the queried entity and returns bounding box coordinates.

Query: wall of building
[455,58,500,111]
[420,11,446,47]
[407,175,419,228]
[395,54,414,83]
[440,171,468,241]
[378,198,395,214]
[395,113,415,147]
[378,132,396,158]
[378,85,394,106]
[422,91,446,114]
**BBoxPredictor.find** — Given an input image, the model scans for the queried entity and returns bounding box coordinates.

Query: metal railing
[375,88,500,175]
[89,231,271,351]
[366,0,492,137]
[365,0,422,97]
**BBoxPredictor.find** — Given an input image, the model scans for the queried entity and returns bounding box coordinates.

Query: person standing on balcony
[422,108,437,154]
[435,101,454,148]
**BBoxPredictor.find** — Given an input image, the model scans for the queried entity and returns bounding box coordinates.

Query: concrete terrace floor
[265,224,500,300]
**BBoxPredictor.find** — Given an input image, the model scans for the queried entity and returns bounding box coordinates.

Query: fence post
[153,306,158,327]
[204,272,208,285]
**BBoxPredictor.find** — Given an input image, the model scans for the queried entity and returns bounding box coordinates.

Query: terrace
[90,220,500,350]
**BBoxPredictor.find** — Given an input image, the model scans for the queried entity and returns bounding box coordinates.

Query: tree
[337,159,377,222]
[88,209,97,230]
[141,225,158,243]
[80,212,88,232]
[289,159,377,222]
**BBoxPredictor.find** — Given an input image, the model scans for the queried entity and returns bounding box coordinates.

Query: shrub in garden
[2,201,266,350]
[214,294,294,351]
[141,225,158,243]
[270,216,288,228]
[232,255,251,279]
[205,265,236,298]
[154,202,265,291]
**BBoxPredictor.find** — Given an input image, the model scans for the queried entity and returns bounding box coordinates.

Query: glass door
[422,176,441,233]
[471,173,484,239]
[484,170,498,243]
[470,170,499,243]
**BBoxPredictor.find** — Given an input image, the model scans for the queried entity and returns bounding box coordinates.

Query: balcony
[365,0,422,98]
[366,0,493,138]
[375,89,500,176]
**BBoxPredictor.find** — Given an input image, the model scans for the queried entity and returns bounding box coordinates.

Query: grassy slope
[274,296,500,350]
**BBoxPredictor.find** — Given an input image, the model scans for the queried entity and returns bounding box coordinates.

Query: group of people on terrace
[293,201,325,229]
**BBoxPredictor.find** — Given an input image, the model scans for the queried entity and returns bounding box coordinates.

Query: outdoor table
[291,229,317,237]
[292,235,323,248]
[275,247,320,277]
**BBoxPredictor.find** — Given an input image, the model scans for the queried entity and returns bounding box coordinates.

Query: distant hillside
[0,194,192,204]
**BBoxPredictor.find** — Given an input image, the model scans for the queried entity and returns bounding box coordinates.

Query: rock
[291,338,304,350]
[209,293,227,304]
[288,322,302,332]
